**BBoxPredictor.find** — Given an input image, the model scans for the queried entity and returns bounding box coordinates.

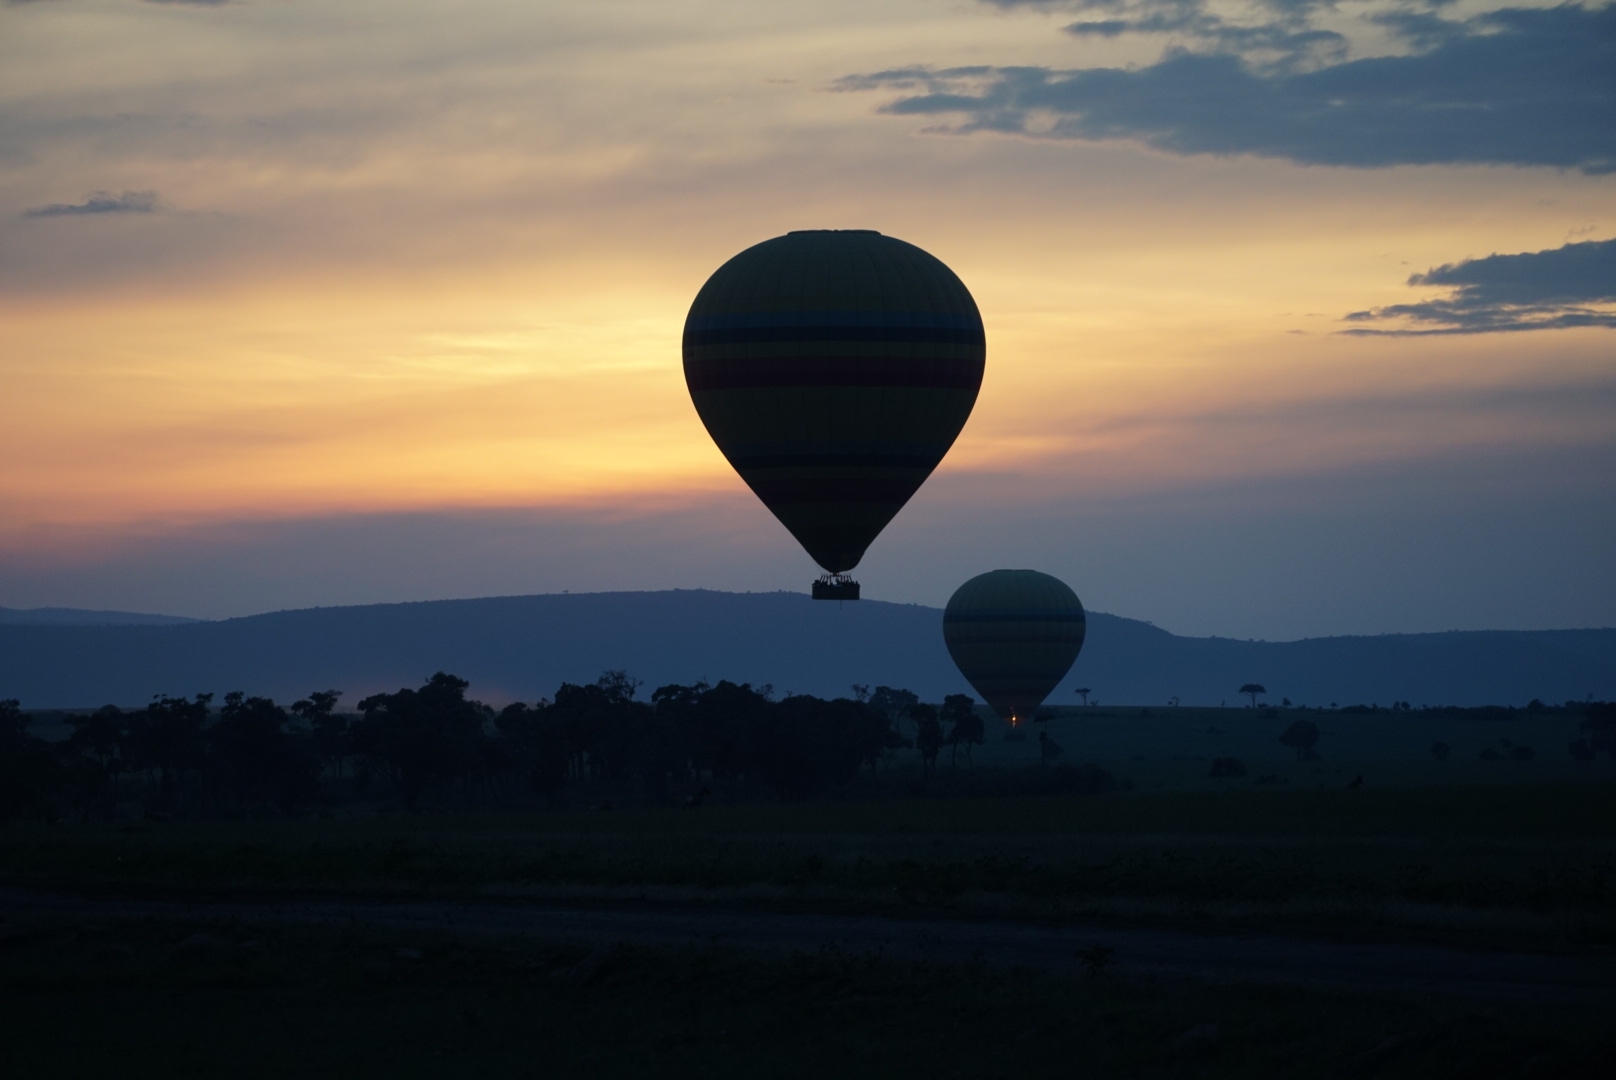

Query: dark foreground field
[5,783,1615,1077]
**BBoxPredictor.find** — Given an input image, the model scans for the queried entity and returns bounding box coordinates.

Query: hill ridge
[1,590,1611,709]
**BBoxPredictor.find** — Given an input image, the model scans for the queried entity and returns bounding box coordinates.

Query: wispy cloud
[838,4,1616,173]
[22,191,159,218]
[1343,238,1616,335]
[1049,0,1347,70]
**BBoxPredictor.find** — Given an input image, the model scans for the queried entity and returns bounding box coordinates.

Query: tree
[868,686,919,735]
[1239,683,1266,708]
[940,694,982,766]
[133,693,212,813]
[64,705,127,819]
[1074,688,1091,706]
[495,701,570,806]
[354,673,491,810]
[1581,702,1615,759]
[1278,719,1320,760]
[210,691,318,815]
[292,690,347,779]
[0,699,63,821]
[912,704,943,777]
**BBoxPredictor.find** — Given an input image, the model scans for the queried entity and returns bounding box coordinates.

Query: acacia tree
[941,694,982,766]
[64,705,126,818]
[1239,683,1266,708]
[354,673,491,810]
[210,691,318,815]
[292,690,347,779]
[135,693,212,812]
[1074,688,1092,706]
[912,704,943,777]
[868,686,919,738]
[1278,719,1321,760]
[0,699,61,821]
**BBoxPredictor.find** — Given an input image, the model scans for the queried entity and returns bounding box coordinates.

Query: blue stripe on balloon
[686,310,983,331]
[685,325,984,347]
[944,611,1086,623]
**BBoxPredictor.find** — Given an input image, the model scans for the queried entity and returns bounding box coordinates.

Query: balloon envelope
[943,570,1086,723]
[683,230,985,574]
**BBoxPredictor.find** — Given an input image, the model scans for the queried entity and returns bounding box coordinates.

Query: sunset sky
[2,0,1613,638]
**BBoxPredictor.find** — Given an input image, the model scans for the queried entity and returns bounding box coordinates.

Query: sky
[1,0,1613,640]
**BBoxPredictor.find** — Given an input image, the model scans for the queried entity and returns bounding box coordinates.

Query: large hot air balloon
[943,570,1086,732]
[683,230,985,600]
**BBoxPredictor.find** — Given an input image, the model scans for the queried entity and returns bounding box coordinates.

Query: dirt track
[4,887,1611,1005]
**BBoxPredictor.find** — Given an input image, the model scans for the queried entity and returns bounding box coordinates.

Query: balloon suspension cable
[811,573,860,602]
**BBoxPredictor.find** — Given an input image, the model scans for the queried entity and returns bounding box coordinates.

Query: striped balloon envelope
[683,230,985,592]
[943,570,1086,726]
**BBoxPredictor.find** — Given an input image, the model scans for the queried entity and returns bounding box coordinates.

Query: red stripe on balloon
[685,356,983,391]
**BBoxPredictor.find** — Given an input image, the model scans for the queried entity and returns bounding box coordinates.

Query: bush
[1208,757,1247,778]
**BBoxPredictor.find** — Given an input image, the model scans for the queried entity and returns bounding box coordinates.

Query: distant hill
[0,590,1611,709]
[0,606,202,627]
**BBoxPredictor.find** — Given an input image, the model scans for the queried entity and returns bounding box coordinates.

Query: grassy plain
[6,782,1615,951]
[4,914,1614,1079]
[7,781,1615,1076]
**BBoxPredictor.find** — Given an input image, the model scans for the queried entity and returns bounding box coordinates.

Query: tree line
[0,673,994,822]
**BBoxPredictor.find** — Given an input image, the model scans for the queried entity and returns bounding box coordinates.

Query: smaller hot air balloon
[942,570,1086,734]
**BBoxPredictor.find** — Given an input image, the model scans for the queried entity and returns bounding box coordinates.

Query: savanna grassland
[5,782,1615,949]
[4,782,1616,1078]
[4,915,1613,1080]
[6,689,1615,1077]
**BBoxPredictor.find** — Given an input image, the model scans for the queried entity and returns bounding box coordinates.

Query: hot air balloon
[943,570,1086,734]
[683,230,985,600]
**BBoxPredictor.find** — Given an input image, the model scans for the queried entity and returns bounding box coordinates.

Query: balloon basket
[812,575,860,601]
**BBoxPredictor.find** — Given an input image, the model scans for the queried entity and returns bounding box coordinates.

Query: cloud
[22,191,159,218]
[837,4,1616,172]
[1343,238,1616,335]
[1052,0,1348,69]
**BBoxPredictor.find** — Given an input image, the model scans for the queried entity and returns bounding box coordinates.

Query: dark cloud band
[22,191,158,218]
[838,5,1616,173]
[1344,238,1616,335]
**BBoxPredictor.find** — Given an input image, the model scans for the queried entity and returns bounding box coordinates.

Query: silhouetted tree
[1278,719,1320,760]
[495,700,569,806]
[868,686,918,735]
[1074,688,1091,706]
[680,679,770,787]
[63,705,127,819]
[209,691,318,814]
[354,673,491,810]
[913,704,943,777]
[941,694,982,766]
[866,686,919,762]
[132,694,212,814]
[292,690,348,780]
[1581,702,1615,759]
[0,699,62,821]
[1239,683,1266,708]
